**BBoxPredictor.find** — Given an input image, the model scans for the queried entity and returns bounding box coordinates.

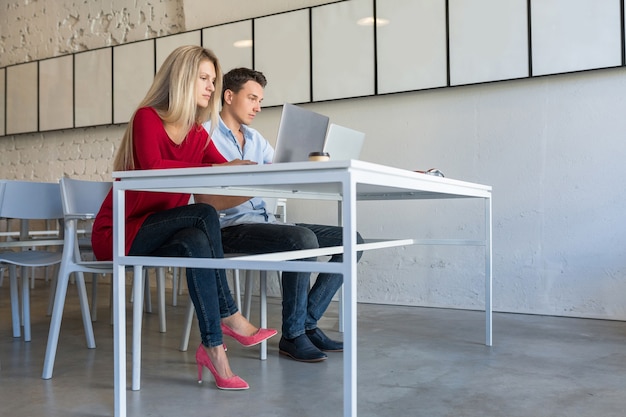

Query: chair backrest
[60,177,112,218]
[263,197,287,223]
[58,178,111,265]
[0,180,63,220]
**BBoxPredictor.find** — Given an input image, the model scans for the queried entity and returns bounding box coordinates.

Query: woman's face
[196,59,216,108]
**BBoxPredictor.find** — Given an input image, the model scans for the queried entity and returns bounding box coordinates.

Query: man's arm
[193,194,251,211]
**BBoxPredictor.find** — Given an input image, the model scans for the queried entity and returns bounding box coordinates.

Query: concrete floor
[1,281,626,417]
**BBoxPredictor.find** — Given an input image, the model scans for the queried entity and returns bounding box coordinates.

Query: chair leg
[42,265,71,379]
[338,284,344,333]
[46,270,57,317]
[171,267,177,307]
[171,267,178,306]
[10,266,21,338]
[143,269,152,313]
[90,273,99,322]
[22,267,31,342]
[157,268,166,333]
[179,299,195,352]
[233,269,242,310]
[240,269,271,361]
[74,271,96,348]
[259,271,268,361]
[29,265,36,290]
[19,267,25,325]
[132,265,144,391]
[178,268,185,296]
[243,271,253,320]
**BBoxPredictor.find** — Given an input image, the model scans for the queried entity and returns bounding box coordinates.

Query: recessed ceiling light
[357,17,390,27]
[233,39,253,48]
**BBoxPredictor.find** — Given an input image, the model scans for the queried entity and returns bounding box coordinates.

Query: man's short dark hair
[222,68,267,104]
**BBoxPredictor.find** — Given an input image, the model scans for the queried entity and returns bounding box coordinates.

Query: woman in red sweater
[92,45,276,390]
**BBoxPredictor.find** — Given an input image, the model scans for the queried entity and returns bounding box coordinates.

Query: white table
[112,160,492,417]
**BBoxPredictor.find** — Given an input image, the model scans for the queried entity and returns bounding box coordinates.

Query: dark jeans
[128,203,237,348]
[221,222,363,339]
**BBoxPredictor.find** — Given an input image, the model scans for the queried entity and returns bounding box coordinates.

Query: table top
[112,160,491,201]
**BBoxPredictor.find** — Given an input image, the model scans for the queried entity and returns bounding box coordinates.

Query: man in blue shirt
[198,68,363,362]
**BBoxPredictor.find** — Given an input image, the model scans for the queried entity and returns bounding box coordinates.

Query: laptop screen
[272,103,330,163]
[322,123,365,161]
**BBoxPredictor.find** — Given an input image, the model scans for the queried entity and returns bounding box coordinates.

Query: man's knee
[288,227,319,251]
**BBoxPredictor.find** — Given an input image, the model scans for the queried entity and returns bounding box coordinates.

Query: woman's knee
[173,228,213,258]
[189,203,221,231]
[190,203,218,221]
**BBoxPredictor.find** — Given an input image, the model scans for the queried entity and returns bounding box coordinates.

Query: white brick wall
[0,1,184,66]
[0,126,124,181]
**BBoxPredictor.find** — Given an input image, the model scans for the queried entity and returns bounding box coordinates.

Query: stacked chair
[42,177,114,379]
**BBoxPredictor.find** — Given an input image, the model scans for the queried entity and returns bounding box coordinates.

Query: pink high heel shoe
[221,323,278,347]
[195,344,249,390]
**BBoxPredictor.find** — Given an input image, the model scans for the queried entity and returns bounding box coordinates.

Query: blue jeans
[128,203,237,348]
[221,222,364,339]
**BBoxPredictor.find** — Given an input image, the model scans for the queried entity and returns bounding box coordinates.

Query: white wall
[251,70,626,320]
[1,0,625,320]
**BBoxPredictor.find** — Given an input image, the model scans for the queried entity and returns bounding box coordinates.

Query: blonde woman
[92,45,276,390]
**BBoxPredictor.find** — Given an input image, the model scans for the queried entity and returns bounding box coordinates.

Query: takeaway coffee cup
[308,152,330,162]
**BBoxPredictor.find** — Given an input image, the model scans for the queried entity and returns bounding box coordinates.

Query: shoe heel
[197,362,203,384]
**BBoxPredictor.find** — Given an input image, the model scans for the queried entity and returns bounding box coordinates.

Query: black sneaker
[306,328,343,352]
[279,334,327,362]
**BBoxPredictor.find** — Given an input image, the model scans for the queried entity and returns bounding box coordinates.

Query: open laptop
[322,123,365,161]
[272,103,329,163]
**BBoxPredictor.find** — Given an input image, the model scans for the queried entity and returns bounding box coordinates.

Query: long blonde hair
[113,45,223,171]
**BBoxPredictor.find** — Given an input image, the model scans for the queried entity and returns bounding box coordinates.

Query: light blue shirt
[203,117,277,227]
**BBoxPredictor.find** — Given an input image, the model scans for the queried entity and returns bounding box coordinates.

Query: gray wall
[1,0,625,320]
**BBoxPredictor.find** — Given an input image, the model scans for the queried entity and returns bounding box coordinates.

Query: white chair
[0,180,64,342]
[41,178,164,379]
[42,178,169,381]
[42,177,114,379]
[1,216,60,286]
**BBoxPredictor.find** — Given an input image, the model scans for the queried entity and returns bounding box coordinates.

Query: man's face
[225,80,264,126]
